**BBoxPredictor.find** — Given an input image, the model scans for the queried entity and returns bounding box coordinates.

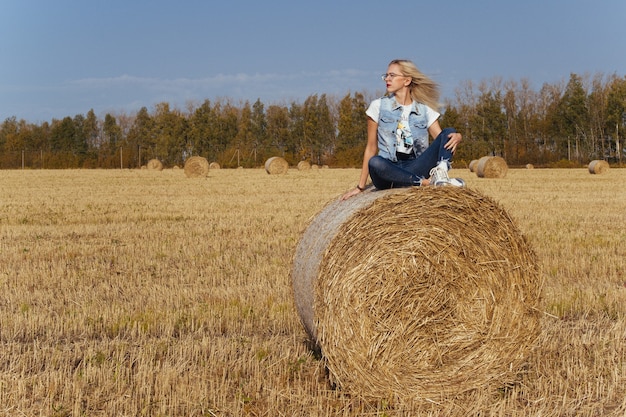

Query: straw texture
[588,159,609,174]
[292,187,542,401]
[265,157,289,174]
[183,156,210,178]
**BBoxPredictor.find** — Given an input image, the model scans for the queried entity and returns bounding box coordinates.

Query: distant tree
[72,114,88,161]
[0,117,19,151]
[471,84,507,157]
[250,98,267,164]
[213,100,240,166]
[265,104,290,157]
[315,94,335,164]
[605,75,626,162]
[127,107,155,168]
[336,92,368,166]
[299,94,336,164]
[188,100,214,160]
[152,102,188,166]
[287,102,304,160]
[84,109,100,152]
[557,73,589,161]
[102,113,122,167]
[234,101,253,166]
[301,94,318,161]
[30,121,51,162]
[50,117,74,152]
[514,78,541,164]
[536,81,564,162]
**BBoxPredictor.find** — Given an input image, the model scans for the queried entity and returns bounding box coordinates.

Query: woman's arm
[341,117,379,200]
[428,120,462,153]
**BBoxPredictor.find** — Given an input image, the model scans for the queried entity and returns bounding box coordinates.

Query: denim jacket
[377,95,431,162]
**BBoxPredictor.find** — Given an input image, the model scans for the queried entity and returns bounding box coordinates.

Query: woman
[341,59,464,201]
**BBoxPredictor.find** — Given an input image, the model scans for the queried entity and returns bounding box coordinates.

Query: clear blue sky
[1,0,625,123]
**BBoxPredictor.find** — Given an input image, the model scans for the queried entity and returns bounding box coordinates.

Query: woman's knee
[439,127,456,139]
[368,155,387,172]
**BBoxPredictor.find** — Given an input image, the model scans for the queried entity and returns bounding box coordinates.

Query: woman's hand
[341,187,363,201]
[444,132,462,153]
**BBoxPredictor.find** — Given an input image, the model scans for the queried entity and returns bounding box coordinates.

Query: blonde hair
[388,59,440,111]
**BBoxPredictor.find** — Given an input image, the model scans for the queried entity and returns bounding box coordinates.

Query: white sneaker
[448,177,466,187]
[429,161,465,187]
[429,161,450,186]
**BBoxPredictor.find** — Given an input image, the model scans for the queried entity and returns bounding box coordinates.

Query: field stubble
[0,167,625,416]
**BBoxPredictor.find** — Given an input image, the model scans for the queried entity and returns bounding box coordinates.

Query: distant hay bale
[588,159,609,174]
[311,164,319,170]
[146,159,163,171]
[172,165,180,170]
[526,163,535,169]
[297,161,311,171]
[476,156,508,178]
[474,156,491,176]
[183,156,210,178]
[291,187,542,401]
[209,162,221,170]
[265,156,289,174]
[468,159,478,172]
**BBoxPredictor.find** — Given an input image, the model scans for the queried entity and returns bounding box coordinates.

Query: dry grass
[0,167,625,416]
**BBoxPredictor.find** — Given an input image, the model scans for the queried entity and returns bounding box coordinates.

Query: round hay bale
[146,159,163,171]
[292,187,542,400]
[297,160,311,171]
[526,163,535,169]
[474,156,491,176]
[209,162,221,170]
[183,156,210,178]
[265,156,289,174]
[588,159,609,174]
[311,164,319,170]
[468,159,478,172]
[476,156,508,178]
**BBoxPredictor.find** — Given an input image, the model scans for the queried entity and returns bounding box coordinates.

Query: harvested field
[0,167,625,416]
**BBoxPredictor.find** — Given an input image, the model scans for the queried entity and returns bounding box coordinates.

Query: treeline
[1,72,625,169]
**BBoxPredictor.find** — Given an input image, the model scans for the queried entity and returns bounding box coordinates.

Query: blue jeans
[368,127,456,189]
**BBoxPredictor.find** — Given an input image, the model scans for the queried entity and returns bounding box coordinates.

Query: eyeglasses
[381,73,403,81]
